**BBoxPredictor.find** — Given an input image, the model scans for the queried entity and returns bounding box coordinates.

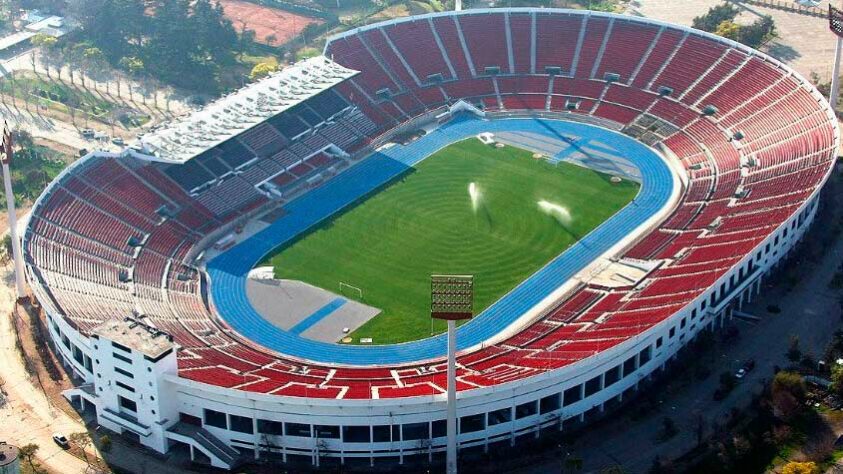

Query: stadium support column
[446,319,457,474]
[431,275,474,474]
[1,125,24,299]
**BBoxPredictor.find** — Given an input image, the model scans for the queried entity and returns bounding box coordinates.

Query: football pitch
[262,139,639,344]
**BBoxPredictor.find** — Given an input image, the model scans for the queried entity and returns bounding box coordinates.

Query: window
[112,352,132,364]
[115,381,135,393]
[204,409,227,429]
[372,425,399,442]
[639,346,652,365]
[343,426,370,443]
[112,341,131,353]
[563,386,582,407]
[118,396,137,413]
[230,415,254,434]
[691,309,697,320]
[604,365,621,387]
[656,337,663,348]
[680,318,686,329]
[488,407,511,426]
[402,422,428,441]
[257,419,283,435]
[623,356,637,376]
[515,401,538,419]
[669,327,676,338]
[432,420,446,438]
[460,414,485,433]
[314,425,340,439]
[285,423,311,437]
[540,394,561,414]
[584,376,601,397]
[114,367,134,379]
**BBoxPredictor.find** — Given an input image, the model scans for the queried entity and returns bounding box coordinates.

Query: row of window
[199,346,653,443]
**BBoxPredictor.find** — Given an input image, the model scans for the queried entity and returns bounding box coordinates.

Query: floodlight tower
[1,123,25,299]
[830,3,843,110]
[431,274,474,474]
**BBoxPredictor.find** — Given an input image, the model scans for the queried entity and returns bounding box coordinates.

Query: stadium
[20,7,839,470]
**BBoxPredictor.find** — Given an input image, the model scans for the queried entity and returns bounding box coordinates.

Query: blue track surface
[207,117,674,365]
[289,298,347,335]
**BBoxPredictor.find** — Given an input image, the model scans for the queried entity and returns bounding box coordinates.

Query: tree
[771,371,806,421]
[831,363,843,397]
[98,434,112,453]
[787,335,802,362]
[18,443,39,472]
[739,15,776,48]
[782,461,819,474]
[249,62,277,81]
[68,432,92,464]
[692,3,739,32]
[714,20,740,41]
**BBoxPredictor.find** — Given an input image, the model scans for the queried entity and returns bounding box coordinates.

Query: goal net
[339,282,363,300]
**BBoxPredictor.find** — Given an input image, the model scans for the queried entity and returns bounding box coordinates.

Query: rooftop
[0,442,18,467]
[94,318,174,360]
[136,56,359,163]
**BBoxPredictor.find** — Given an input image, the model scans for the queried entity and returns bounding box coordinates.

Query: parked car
[111,137,125,146]
[52,433,69,449]
[735,368,747,380]
[743,359,756,372]
[80,129,95,139]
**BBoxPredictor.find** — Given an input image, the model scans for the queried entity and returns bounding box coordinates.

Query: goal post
[339,282,363,300]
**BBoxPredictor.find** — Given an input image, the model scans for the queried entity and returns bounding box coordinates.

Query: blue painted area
[207,116,675,365]
[290,298,348,335]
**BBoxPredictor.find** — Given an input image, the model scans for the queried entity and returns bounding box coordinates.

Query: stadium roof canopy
[137,56,358,163]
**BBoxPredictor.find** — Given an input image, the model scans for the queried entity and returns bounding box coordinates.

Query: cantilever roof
[137,56,359,163]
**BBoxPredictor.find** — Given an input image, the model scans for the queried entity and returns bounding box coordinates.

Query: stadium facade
[21,9,838,469]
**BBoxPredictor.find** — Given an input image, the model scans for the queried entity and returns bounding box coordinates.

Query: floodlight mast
[1,123,24,299]
[830,3,843,111]
[431,274,474,474]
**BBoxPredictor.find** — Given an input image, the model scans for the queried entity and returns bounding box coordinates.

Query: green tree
[831,364,843,397]
[739,15,776,48]
[692,3,739,33]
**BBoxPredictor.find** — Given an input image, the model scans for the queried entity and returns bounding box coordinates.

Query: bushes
[692,2,776,48]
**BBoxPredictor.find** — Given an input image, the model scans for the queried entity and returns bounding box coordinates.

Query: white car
[52,433,69,449]
[735,368,747,380]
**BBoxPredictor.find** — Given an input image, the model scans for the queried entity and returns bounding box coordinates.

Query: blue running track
[207,117,675,365]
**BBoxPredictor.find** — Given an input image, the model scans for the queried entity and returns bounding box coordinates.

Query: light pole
[1,123,25,299]
[431,274,474,474]
[829,3,843,111]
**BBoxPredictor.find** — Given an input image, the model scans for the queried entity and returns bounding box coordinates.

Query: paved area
[0,270,91,474]
[246,277,380,342]
[631,0,838,81]
[494,130,642,181]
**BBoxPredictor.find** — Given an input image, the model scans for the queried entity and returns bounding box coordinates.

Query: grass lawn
[263,139,639,344]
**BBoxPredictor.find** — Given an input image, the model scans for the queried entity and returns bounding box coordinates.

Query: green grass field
[263,139,639,344]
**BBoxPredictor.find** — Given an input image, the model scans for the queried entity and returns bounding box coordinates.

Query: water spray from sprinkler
[537,200,572,226]
[469,182,482,213]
